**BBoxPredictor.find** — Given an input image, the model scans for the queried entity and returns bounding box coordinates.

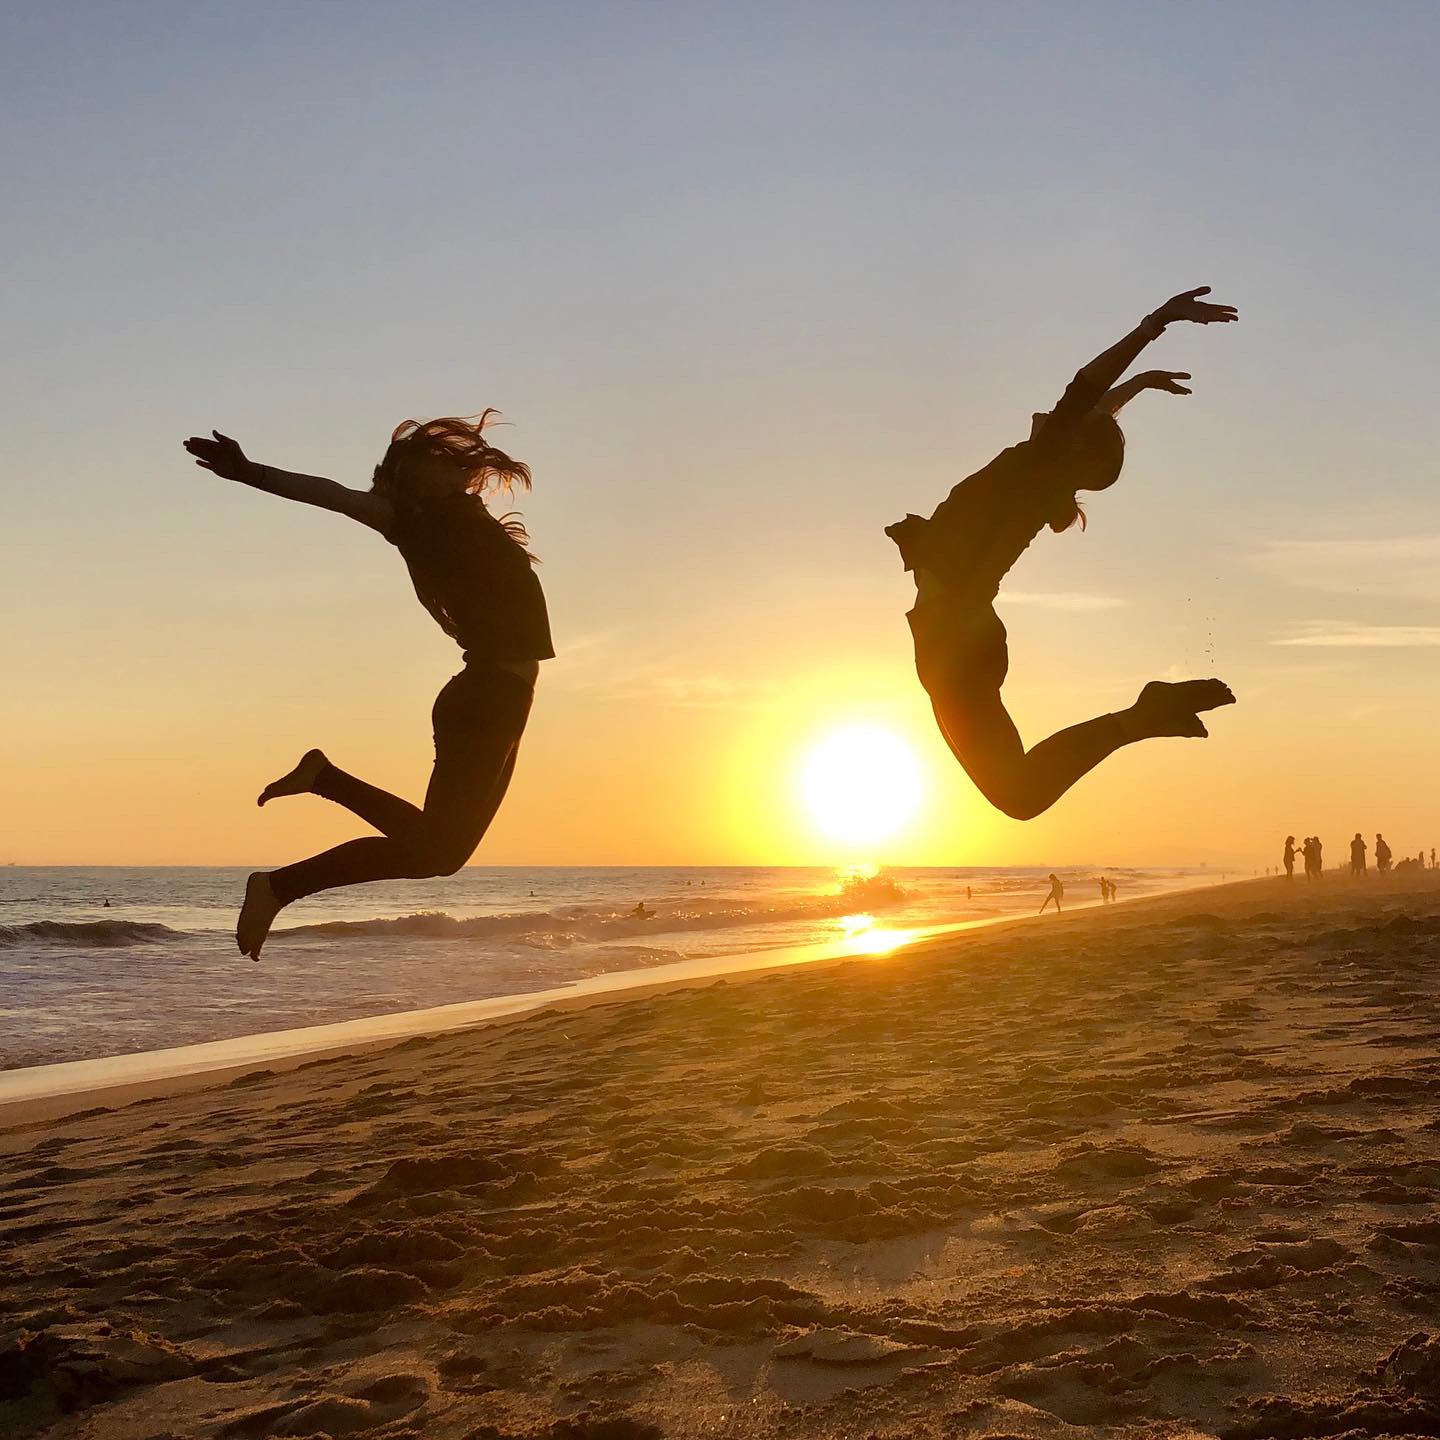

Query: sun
[799,724,924,848]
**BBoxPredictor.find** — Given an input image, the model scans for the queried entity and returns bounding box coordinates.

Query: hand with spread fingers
[1139,370,1194,395]
[1151,286,1238,327]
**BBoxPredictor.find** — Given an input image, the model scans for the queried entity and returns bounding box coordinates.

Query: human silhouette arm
[1076,287,1236,393]
[1042,288,1238,435]
[183,431,395,535]
[1098,370,1193,416]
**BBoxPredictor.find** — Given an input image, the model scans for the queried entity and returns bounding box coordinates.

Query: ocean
[0,865,1226,1070]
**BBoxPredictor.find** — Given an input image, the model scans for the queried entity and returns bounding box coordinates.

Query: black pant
[269,664,533,905]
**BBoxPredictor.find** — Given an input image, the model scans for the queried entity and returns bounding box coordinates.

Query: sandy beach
[4,874,1440,1439]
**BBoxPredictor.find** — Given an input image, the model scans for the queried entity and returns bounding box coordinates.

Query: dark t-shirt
[887,370,1107,603]
[390,495,555,664]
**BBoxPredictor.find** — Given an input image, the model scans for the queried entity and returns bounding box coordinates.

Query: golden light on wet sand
[837,911,919,956]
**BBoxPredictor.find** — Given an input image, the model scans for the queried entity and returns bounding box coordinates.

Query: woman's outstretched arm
[183,431,395,535]
[1047,286,1238,427]
[1098,369,1194,415]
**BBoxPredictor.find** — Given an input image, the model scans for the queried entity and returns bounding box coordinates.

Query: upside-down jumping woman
[886,287,1238,820]
[184,412,552,959]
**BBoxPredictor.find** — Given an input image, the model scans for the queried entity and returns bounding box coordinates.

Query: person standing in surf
[184,411,553,960]
[1039,873,1064,915]
[886,287,1238,820]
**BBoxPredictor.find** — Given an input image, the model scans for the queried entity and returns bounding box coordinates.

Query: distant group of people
[1283,835,1324,881]
[1351,833,1387,876]
[1097,876,1118,904]
[1283,834,1436,881]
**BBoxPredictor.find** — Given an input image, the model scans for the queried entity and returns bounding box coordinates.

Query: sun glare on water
[799,724,924,848]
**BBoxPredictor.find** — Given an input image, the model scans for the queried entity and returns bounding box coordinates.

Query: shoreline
[0,877,1226,1127]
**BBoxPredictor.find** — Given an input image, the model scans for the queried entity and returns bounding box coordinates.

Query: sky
[5,1,1440,868]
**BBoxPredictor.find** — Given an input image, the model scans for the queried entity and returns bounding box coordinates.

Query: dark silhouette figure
[1098,876,1108,904]
[632,902,654,920]
[1039,873,1064,915]
[184,412,552,960]
[887,288,1237,819]
[1283,835,1299,881]
[1375,833,1392,875]
[1350,832,1368,877]
[1312,836,1325,879]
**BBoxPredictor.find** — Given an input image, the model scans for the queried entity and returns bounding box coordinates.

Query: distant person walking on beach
[1350,833,1368,877]
[1312,836,1325,879]
[1039,874,1065,915]
[1375,834,1392,875]
[184,412,553,960]
[886,288,1237,820]
[1283,835,1299,881]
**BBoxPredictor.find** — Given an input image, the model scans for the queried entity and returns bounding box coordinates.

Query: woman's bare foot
[257,749,327,807]
[1123,679,1235,740]
[237,871,282,961]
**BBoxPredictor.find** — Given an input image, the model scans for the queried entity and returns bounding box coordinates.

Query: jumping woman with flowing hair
[184,411,553,959]
[886,287,1238,821]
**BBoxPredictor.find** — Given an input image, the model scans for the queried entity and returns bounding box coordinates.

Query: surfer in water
[886,287,1238,820]
[184,411,553,960]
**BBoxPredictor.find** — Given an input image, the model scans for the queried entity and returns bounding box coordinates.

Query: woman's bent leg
[259,749,424,838]
[268,739,521,904]
[930,684,1124,821]
[313,762,423,840]
[929,677,1232,821]
[268,671,532,907]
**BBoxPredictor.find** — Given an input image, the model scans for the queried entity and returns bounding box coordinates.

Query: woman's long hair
[373,408,535,555]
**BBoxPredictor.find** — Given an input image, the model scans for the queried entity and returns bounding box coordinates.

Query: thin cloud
[1251,534,1440,601]
[1273,623,1440,648]
[1003,591,1126,612]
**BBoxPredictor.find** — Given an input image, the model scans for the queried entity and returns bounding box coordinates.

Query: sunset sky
[6,2,1440,868]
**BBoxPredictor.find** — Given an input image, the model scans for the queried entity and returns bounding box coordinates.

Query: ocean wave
[0,919,186,949]
[0,874,914,953]
[282,876,909,948]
